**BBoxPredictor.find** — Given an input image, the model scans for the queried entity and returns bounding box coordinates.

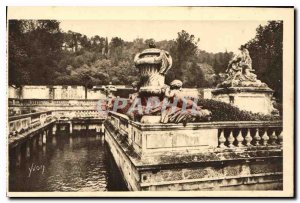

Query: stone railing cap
[212,86,274,94]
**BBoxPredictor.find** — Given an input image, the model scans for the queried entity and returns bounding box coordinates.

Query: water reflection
[9,132,127,192]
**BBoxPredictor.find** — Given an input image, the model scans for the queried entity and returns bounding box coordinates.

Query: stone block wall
[8,85,107,100]
[9,85,214,100]
[139,157,283,191]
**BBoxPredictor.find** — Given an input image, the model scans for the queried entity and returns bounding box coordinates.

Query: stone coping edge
[109,111,282,131]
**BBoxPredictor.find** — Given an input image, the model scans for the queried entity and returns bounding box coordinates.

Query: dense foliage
[8,20,283,101]
[197,99,278,121]
[110,98,278,122]
[244,21,283,101]
[8,20,232,88]
[9,20,63,86]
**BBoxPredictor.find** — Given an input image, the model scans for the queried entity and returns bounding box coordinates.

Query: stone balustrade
[8,111,53,137]
[9,99,100,107]
[218,127,283,148]
[105,111,283,191]
[9,99,103,117]
[107,112,282,155]
[53,110,107,120]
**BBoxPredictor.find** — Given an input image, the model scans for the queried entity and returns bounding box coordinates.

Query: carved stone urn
[134,44,172,96]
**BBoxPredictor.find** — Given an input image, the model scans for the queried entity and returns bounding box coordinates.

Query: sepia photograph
[6,6,294,197]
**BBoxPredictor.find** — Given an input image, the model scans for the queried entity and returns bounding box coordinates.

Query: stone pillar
[101,123,104,134]
[69,136,73,146]
[42,145,46,155]
[26,141,30,158]
[42,131,47,144]
[52,124,57,135]
[52,135,57,145]
[38,133,43,147]
[35,135,39,148]
[101,133,105,143]
[69,122,73,134]
[16,120,22,133]
[15,145,21,167]
[96,125,100,133]
[32,136,37,151]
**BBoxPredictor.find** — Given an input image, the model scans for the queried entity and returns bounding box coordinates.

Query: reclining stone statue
[218,45,267,88]
[160,80,211,125]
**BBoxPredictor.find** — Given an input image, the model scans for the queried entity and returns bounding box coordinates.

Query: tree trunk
[85,85,87,100]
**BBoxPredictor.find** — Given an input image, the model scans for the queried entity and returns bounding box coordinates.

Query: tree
[8,20,28,86]
[91,35,105,52]
[8,20,63,85]
[80,35,92,50]
[104,37,109,56]
[109,37,125,64]
[9,22,235,90]
[68,63,109,98]
[70,64,93,99]
[245,21,283,101]
[166,30,200,84]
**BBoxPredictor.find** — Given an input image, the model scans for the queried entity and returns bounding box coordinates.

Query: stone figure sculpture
[160,80,211,125]
[218,45,267,88]
[213,45,279,116]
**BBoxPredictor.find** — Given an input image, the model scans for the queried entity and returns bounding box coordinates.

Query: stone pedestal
[212,87,274,115]
[140,115,161,124]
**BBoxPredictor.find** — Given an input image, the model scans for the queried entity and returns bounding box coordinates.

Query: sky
[60,20,268,53]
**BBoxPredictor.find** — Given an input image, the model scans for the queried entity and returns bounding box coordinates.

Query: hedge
[197,99,280,121]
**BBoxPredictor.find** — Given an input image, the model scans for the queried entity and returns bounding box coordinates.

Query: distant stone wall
[87,89,107,100]
[8,85,107,100]
[51,86,85,99]
[8,85,212,100]
[22,86,50,99]
[180,88,201,99]
[8,86,20,99]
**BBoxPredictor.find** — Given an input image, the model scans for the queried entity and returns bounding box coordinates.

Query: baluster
[270,129,278,145]
[218,129,226,148]
[236,129,244,147]
[228,130,235,148]
[278,130,283,145]
[245,129,253,146]
[253,128,261,146]
[261,129,269,146]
